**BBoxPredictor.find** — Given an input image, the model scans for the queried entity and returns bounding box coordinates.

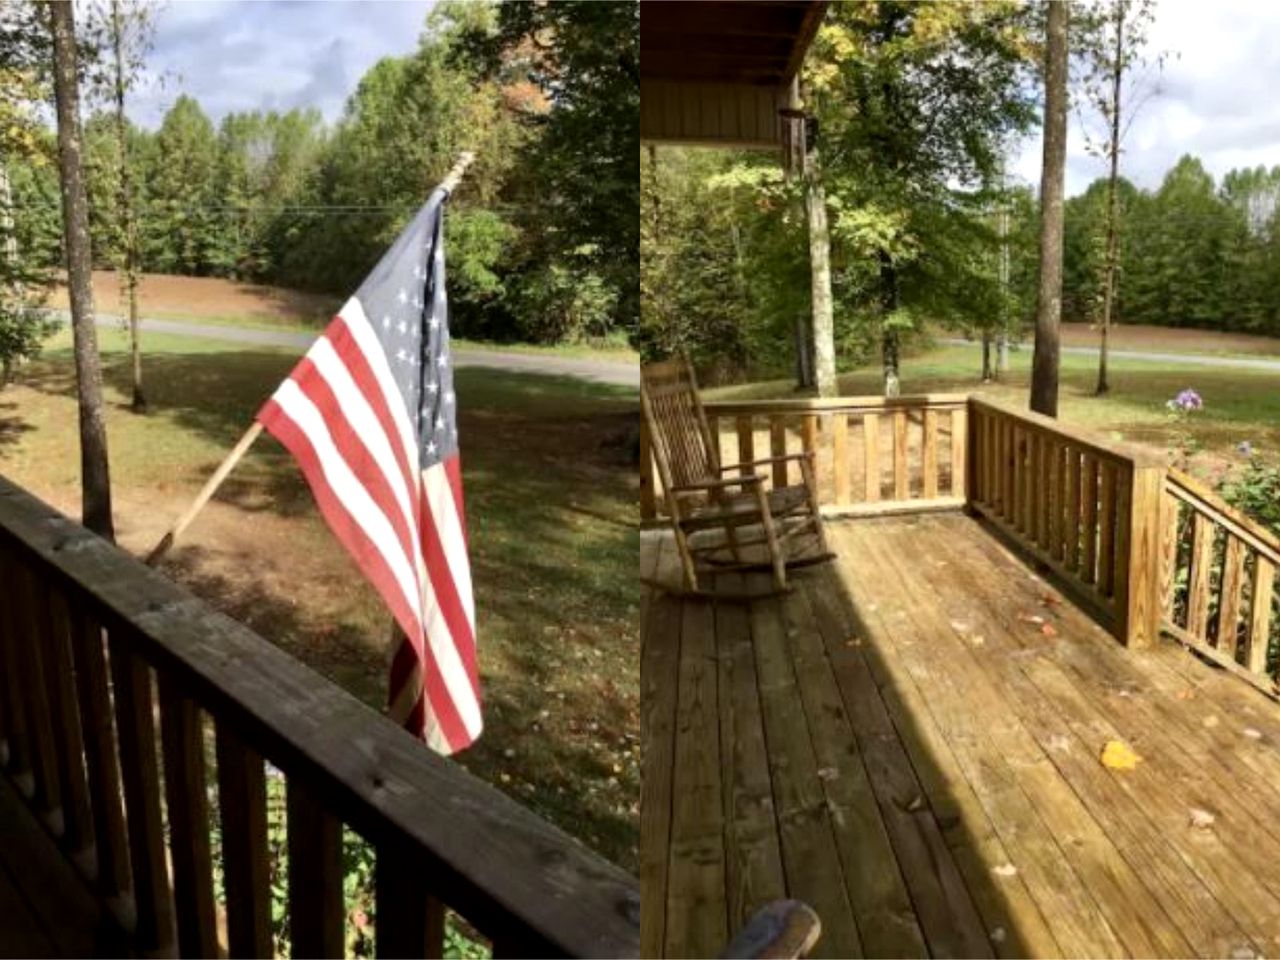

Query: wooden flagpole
[144,151,476,566]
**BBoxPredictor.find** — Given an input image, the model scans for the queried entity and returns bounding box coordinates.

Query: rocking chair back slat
[641,358,720,490]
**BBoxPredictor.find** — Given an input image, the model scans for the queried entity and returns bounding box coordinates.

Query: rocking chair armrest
[719,452,814,473]
[669,475,764,494]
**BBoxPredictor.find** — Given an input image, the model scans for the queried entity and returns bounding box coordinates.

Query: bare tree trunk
[0,163,16,388]
[1031,0,1069,419]
[981,330,993,382]
[878,251,901,397]
[1096,3,1125,397]
[49,0,115,540]
[110,0,145,412]
[803,140,837,397]
[997,334,1010,375]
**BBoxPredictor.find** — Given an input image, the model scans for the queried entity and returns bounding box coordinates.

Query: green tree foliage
[1061,156,1280,335]
[146,93,220,273]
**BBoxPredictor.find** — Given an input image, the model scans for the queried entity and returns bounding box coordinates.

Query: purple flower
[1171,388,1203,412]
[1238,440,1254,457]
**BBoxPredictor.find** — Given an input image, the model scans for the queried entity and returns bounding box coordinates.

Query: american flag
[257,189,481,754]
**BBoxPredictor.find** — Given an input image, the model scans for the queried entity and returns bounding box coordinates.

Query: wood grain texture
[216,726,272,959]
[289,784,345,959]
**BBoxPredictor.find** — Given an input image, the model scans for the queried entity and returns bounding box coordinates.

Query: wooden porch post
[1117,462,1166,648]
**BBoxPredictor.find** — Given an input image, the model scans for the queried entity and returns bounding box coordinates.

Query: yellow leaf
[1101,740,1141,770]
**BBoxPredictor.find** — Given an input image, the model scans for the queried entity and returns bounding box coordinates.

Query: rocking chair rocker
[641,356,834,598]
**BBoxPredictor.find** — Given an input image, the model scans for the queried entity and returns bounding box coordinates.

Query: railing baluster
[1186,512,1215,639]
[1159,492,1180,621]
[216,725,273,959]
[1064,446,1080,573]
[0,551,33,795]
[951,406,968,501]
[1247,556,1275,675]
[770,418,788,488]
[831,413,849,505]
[1217,536,1247,656]
[288,782,344,959]
[1082,454,1100,584]
[736,416,754,478]
[1047,439,1061,559]
[377,843,446,958]
[893,410,908,500]
[14,565,63,829]
[110,633,175,953]
[68,612,132,906]
[923,409,938,500]
[159,677,218,958]
[1099,462,1118,597]
[802,414,820,498]
[863,412,881,502]
[44,590,93,856]
[1030,432,1045,547]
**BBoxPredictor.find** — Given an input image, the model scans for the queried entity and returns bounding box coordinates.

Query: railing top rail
[0,475,639,958]
[703,393,969,415]
[968,397,1168,469]
[1166,467,1280,564]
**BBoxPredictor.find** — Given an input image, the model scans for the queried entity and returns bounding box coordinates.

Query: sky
[128,0,434,129]
[1011,0,1280,196]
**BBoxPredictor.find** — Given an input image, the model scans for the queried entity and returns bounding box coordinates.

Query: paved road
[84,312,639,387]
[939,337,1280,374]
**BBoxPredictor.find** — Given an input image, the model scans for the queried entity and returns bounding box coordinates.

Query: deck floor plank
[715,574,787,936]
[644,513,1280,958]
[910,517,1260,957]
[746,574,863,959]
[664,599,728,958]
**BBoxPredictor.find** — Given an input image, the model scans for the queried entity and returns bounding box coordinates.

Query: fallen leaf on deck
[1041,593,1063,606]
[992,863,1018,878]
[991,928,1007,944]
[1189,807,1216,829]
[970,634,986,647]
[1018,613,1046,625]
[1101,740,1141,770]
[1040,622,1059,638]
[950,620,972,634]
[1203,715,1220,729]
[1047,734,1072,753]
[1244,727,1263,740]
[817,766,839,782]
[905,794,925,812]
[1174,688,1195,701]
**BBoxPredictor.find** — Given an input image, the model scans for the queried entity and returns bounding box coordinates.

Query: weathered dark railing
[1160,468,1279,695]
[0,475,639,958]
[640,394,968,522]
[966,398,1166,649]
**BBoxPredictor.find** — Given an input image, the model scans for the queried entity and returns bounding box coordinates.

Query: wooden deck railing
[965,398,1166,648]
[0,475,639,959]
[1159,468,1279,695]
[640,394,968,522]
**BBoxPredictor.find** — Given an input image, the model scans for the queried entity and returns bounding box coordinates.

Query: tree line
[4,0,638,349]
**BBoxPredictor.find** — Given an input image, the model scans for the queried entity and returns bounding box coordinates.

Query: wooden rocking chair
[641,356,833,597]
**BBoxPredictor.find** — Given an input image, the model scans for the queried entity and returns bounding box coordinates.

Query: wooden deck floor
[642,512,1280,959]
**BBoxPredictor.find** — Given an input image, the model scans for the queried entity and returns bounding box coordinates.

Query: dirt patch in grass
[47,270,340,326]
[0,329,640,870]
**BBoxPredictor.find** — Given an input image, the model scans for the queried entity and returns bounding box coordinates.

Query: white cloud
[1012,0,1280,196]
[125,0,434,129]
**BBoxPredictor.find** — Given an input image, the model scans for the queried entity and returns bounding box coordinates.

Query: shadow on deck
[642,511,1280,959]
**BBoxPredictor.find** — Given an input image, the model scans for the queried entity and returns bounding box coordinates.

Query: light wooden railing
[0,475,639,958]
[1160,469,1279,695]
[966,398,1166,648]
[640,394,968,522]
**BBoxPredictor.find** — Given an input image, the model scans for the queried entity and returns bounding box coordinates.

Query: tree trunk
[1031,0,1068,418]
[803,141,837,397]
[997,333,1010,375]
[0,163,14,388]
[879,250,901,397]
[981,330,993,382]
[1096,3,1125,397]
[49,0,115,540]
[111,0,146,412]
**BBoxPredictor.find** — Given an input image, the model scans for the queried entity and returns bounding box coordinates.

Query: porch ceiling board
[640,0,827,148]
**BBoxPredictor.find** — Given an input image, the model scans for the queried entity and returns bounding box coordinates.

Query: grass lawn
[707,345,1280,480]
[0,327,640,871]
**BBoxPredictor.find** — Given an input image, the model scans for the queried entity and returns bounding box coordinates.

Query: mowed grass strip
[0,327,641,870]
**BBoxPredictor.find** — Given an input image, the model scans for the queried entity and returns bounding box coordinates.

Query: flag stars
[397,320,408,335]
[426,440,437,456]
[437,353,449,368]
[444,390,455,406]
[397,288,408,305]
[381,315,391,330]
[426,381,439,396]
[429,315,440,331]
